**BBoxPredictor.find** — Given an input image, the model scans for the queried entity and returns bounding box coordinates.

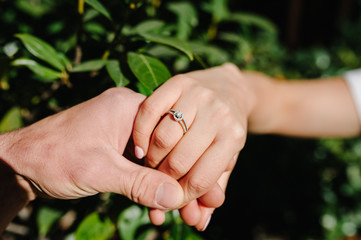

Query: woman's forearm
[245,73,361,137]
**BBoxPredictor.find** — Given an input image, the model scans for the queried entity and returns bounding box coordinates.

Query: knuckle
[128,170,149,204]
[152,128,173,150]
[229,123,246,144]
[216,101,232,117]
[186,176,212,196]
[132,127,147,141]
[140,100,158,119]
[170,74,195,87]
[145,155,161,168]
[199,88,216,102]
[101,87,124,102]
[222,63,242,77]
[165,154,189,179]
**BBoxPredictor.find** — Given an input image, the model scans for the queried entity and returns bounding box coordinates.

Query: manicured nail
[201,215,212,231]
[135,146,144,159]
[156,183,179,209]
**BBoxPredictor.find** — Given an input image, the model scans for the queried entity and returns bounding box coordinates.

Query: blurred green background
[1,0,361,239]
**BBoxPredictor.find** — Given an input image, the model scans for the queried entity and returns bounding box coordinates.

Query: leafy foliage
[1,0,361,239]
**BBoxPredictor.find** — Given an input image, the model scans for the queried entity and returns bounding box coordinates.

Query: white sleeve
[345,68,361,123]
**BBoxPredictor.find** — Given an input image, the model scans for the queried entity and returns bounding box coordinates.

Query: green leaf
[75,212,115,240]
[15,0,55,18]
[36,207,63,237]
[136,82,153,96]
[134,20,165,34]
[15,33,68,71]
[127,52,171,91]
[0,107,23,133]
[71,59,107,72]
[202,0,229,23]
[12,58,63,82]
[189,42,230,66]
[106,60,130,87]
[136,228,157,240]
[139,32,193,61]
[167,2,198,40]
[117,205,150,240]
[228,12,277,34]
[168,211,203,240]
[85,0,111,20]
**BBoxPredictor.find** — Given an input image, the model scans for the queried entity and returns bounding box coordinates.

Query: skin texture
[133,63,361,230]
[133,63,256,230]
[0,87,185,233]
[1,63,361,233]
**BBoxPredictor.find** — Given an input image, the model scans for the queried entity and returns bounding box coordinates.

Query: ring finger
[145,93,198,168]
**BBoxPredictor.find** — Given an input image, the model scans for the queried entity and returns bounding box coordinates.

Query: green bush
[2,0,361,239]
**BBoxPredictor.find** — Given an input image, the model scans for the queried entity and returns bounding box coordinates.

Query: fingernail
[201,215,212,231]
[135,146,144,159]
[156,183,179,209]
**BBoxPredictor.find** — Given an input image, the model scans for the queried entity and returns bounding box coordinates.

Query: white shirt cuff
[345,69,361,123]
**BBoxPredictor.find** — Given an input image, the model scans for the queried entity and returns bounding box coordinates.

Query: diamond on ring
[168,109,188,133]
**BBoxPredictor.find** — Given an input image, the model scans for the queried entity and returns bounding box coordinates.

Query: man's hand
[1,88,184,210]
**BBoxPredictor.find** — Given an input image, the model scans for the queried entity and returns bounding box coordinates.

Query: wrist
[0,130,36,200]
[242,71,282,134]
[0,131,35,234]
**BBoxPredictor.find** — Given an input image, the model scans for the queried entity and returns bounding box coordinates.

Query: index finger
[132,75,187,159]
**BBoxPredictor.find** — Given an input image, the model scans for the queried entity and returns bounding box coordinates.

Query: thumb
[103,155,184,210]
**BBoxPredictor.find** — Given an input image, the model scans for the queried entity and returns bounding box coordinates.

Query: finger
[133,76,187,159]
[89,151,185,210]
[179,199,201,226]
[179,136,240,204]
[193,171,232,231]
[195,204,215,231]
[146,97,197,168]
[197,182,225,209]
[178,182,224,227]
[148,208,166,226]
[157,110,217,179]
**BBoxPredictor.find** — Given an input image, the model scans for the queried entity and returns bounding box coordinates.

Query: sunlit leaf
[139,32,193,60]
[12,58,63,82]
[135,20,165,34]
[15,33,68,71]
[127,52,171,90]
[37,207,63,237]
[167,2,198,40]
[202,0,229,23]
[85,0,111,20]
[0,107,23,133]
[15,0,55,18]
[136,82,153,96]
[190,42,229,66]
[75,212,115,240]
[117,205,150,240]
[106,60,130,87]
[71,59,107,72]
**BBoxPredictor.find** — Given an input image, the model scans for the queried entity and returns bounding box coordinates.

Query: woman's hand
[133,63,257,230]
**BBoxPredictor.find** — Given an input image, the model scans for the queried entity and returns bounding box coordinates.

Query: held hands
[133,63,255,230]
[2,63,254,232]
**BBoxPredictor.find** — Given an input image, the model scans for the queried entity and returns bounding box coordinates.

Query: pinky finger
[149,208,166,226]
[195,171,233,231]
